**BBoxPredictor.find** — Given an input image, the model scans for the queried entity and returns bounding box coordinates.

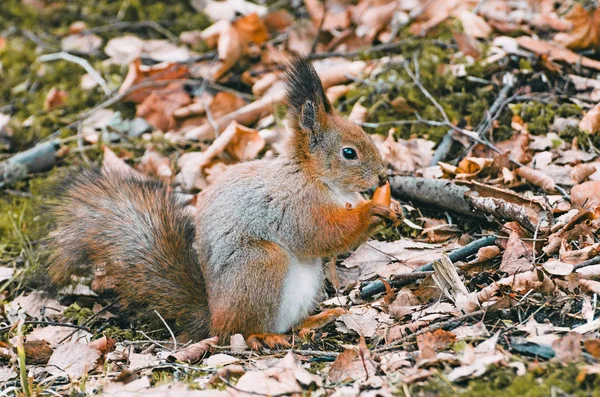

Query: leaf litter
[3,0,600,395]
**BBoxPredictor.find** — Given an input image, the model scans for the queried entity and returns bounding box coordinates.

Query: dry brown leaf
[305,0,351,32]
[46,342,101,378]
[7,292,65,320]
[167,336,218,363]
[458,10,492,39]
[552,332,582,363]
[571,163,598,184]
[215,13,269,80]
[61,33,103,54]
[572,181,600,210]
[263,9,294,33]
[560,242,600,264]
[200,0,268,21]
[499,232,533,275]
[348,102,368,124]
[542,260,574,276]
[88,335,116,355]
[329,336,376,383]
[233,351,321,395]
[417,329,456,360]
[351,0,398,41]
[516,166,557,193]
[584,339,600,359]
[136,83,191,132]
[138,148,173,180]
[119,60,189,104]
[374,132,435,173]
[466,245,501,266]
[225,123,265,162]
[517,36,600,71]
[23,340,53,365]
[453,31,481,58]
[43,87,68,111]
[554,3,600,51]
[580,102,600,134]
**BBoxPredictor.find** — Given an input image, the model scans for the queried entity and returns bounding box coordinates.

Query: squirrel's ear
[285,56,333,153]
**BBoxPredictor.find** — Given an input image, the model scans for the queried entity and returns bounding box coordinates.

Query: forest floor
[2,0,600,396]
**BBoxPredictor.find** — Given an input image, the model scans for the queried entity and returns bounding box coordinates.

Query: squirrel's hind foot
[246,333,291,350]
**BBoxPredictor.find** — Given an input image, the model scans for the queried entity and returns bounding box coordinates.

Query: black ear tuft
[284,56,332,118]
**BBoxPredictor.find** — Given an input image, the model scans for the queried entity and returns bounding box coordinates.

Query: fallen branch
[360,236,496,298]
[389,176,552,233]
[573,255,600,271]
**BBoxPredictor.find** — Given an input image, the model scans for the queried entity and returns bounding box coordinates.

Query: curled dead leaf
[572,181,600,210]
[167,336,218,363]
[554,4,600,51]
[580,102,600,134]
[44,87,68,111]
[516,166,557,193]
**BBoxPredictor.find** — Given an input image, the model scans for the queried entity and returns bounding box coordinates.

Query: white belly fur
[274,257,323,333]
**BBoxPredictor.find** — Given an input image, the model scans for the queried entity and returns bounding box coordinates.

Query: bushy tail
[47,168,210,340]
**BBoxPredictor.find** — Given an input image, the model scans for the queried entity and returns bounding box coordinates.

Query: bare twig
[374,310,487,353]
[0,321,91,335]
[154,309,177,352]
[38,52,110,95]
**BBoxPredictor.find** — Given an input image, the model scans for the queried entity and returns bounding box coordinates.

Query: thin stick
[402,56,506,155]
[373,310,486,353]
[38,52,110,95]
[0,321,91,335]
[154,309,177,352]
[360,235,497,298]
[574,255,600,270]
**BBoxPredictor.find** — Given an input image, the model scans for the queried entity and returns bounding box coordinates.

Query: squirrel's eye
[341,147,358,160]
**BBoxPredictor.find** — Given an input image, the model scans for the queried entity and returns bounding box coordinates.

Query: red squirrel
[47,57,396,349]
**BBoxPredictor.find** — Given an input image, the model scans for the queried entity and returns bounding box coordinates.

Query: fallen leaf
[517,36,600,71]
[417,329,456,360]
[136,83,191,132]
[580,102,600,134]
[458,10,492,39]
[554,3,600,51]
[200,0,268,21]
[542,260,574,276]
[216,13,269,80]
[89,335,116,355]
[61,33,103,54]
[233,351,321,395]
[552,332,582,363]
[119,60,189,104]
[329,337,376,383]
[7,292,65,319]
[43,87,68,111]
[305,0,351,32]
[203,353,239,366]
[584,339,600,359]
[516,166,557,193]
[167,336,218,363]
[572,181,600,210]
[224,123,265,161]
[46,342,101,378]
[128,352,157,371]
[499,232,533,275]
[138,148,173,180]
[23,340,53,364]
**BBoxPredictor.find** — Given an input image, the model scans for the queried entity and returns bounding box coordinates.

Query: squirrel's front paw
[246,333,291,350]
[367,203,397,227]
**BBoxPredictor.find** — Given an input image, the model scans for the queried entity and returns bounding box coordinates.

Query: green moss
[404,364,600,397]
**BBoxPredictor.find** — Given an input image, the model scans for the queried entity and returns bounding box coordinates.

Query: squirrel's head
[284,56,387,193]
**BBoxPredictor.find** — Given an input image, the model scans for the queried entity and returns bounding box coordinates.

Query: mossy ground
[2,1,600,394]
